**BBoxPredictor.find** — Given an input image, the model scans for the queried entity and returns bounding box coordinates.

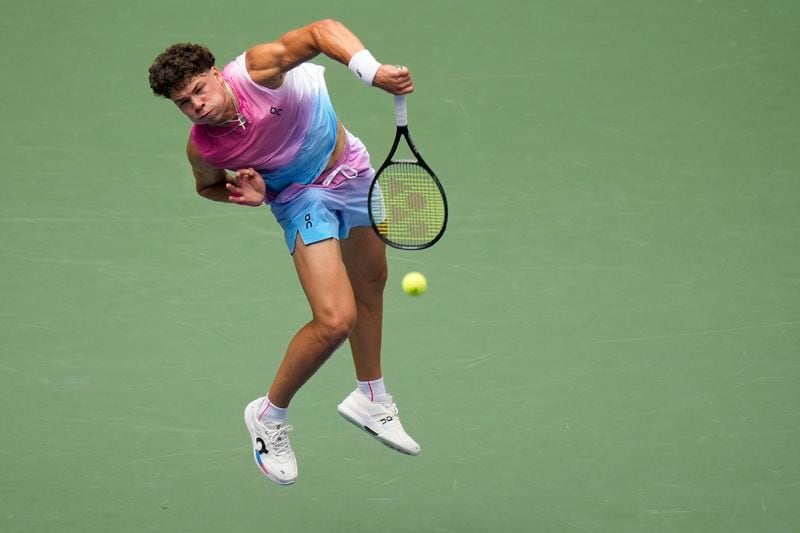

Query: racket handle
[394,95,408,127]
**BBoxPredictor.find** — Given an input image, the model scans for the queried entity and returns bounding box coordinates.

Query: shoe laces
[262,422,294,456]
[380,395,400,418]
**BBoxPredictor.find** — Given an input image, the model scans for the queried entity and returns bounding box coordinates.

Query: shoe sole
[337,402,420,456]
[243,403,296,486]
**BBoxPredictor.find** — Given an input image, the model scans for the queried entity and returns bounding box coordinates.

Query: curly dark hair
[149,43,216,98]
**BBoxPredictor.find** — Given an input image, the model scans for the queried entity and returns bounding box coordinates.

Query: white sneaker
[337,390,421,456]
[243,399,298,486]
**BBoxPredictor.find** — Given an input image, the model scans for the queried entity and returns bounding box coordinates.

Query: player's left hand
[373,64,414,95]
[227,168,266,206]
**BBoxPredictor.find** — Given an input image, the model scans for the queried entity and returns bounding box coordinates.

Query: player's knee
[360,274,387,309]
[315,307,356,347]
[356,264,388,298]
[372,264,389,289]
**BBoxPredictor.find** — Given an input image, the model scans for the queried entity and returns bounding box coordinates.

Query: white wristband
[348,49,381,87]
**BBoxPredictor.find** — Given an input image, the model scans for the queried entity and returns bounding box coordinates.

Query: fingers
[374,64,415,95]
[393,66,414,94]
[235,168,257,181]
[395,77,414,94]
[231,168,258,191]
[397,83,414,95]
[226,181,243,199]
[226,181,264,206]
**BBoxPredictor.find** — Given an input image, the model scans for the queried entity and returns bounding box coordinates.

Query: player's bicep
[245,25,320,85]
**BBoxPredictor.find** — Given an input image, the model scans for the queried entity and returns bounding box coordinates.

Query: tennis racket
[368,95,448,250]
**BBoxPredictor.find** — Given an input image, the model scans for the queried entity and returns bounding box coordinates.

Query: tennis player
[149,19,420,486]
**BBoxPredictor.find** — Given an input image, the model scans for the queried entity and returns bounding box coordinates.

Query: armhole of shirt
[188,126,215,165]
[235,53,287,95]
[235,54,328,94]
[188,125,203,151]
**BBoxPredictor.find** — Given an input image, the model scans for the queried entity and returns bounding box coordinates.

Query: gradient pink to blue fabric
[191,54,338,194]
[269,131,375,254]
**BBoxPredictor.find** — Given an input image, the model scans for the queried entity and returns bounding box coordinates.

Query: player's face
[170,68,231,125]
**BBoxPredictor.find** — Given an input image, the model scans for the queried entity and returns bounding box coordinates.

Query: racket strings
[371,162,446,247]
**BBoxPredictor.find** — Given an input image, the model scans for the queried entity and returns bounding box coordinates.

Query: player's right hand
[373,64,414,95]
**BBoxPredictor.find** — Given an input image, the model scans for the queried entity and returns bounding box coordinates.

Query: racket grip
[394,95,408,127]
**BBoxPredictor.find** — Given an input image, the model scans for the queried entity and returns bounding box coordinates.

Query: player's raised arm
[245,19,414,95]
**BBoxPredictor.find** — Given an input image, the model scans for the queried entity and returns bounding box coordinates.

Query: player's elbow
[196,184,214,199]
[309,18,341,40]
[312,18,340,30]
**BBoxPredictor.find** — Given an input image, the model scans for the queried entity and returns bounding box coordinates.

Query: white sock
[257,396,288,423]
[357,377,387,402]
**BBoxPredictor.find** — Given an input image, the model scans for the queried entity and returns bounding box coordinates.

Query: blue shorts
[269,132,375,254]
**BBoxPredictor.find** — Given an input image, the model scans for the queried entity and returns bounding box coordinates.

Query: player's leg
[268,235,357,405]
[245,231,356,486]
[337,225,421,456]
[339,225,387,382]
[244,217,356,485]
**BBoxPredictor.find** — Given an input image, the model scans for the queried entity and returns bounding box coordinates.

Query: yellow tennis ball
[402,272,427,296]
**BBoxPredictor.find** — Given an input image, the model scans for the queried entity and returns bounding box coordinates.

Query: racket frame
[367,96,448,250]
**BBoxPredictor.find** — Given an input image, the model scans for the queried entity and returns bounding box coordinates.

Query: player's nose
[192,97,204,114]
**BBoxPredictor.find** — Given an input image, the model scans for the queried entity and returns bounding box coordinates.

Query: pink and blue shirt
[191,54,338,193]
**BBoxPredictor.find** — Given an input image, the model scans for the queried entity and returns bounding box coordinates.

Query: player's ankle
[257,395,289,423]
[357,376,387,402]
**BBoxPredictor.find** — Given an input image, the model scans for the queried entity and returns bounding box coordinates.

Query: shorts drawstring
[321,164,359,187]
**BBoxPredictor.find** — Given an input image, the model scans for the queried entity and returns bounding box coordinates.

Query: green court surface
[2,1,799,531]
